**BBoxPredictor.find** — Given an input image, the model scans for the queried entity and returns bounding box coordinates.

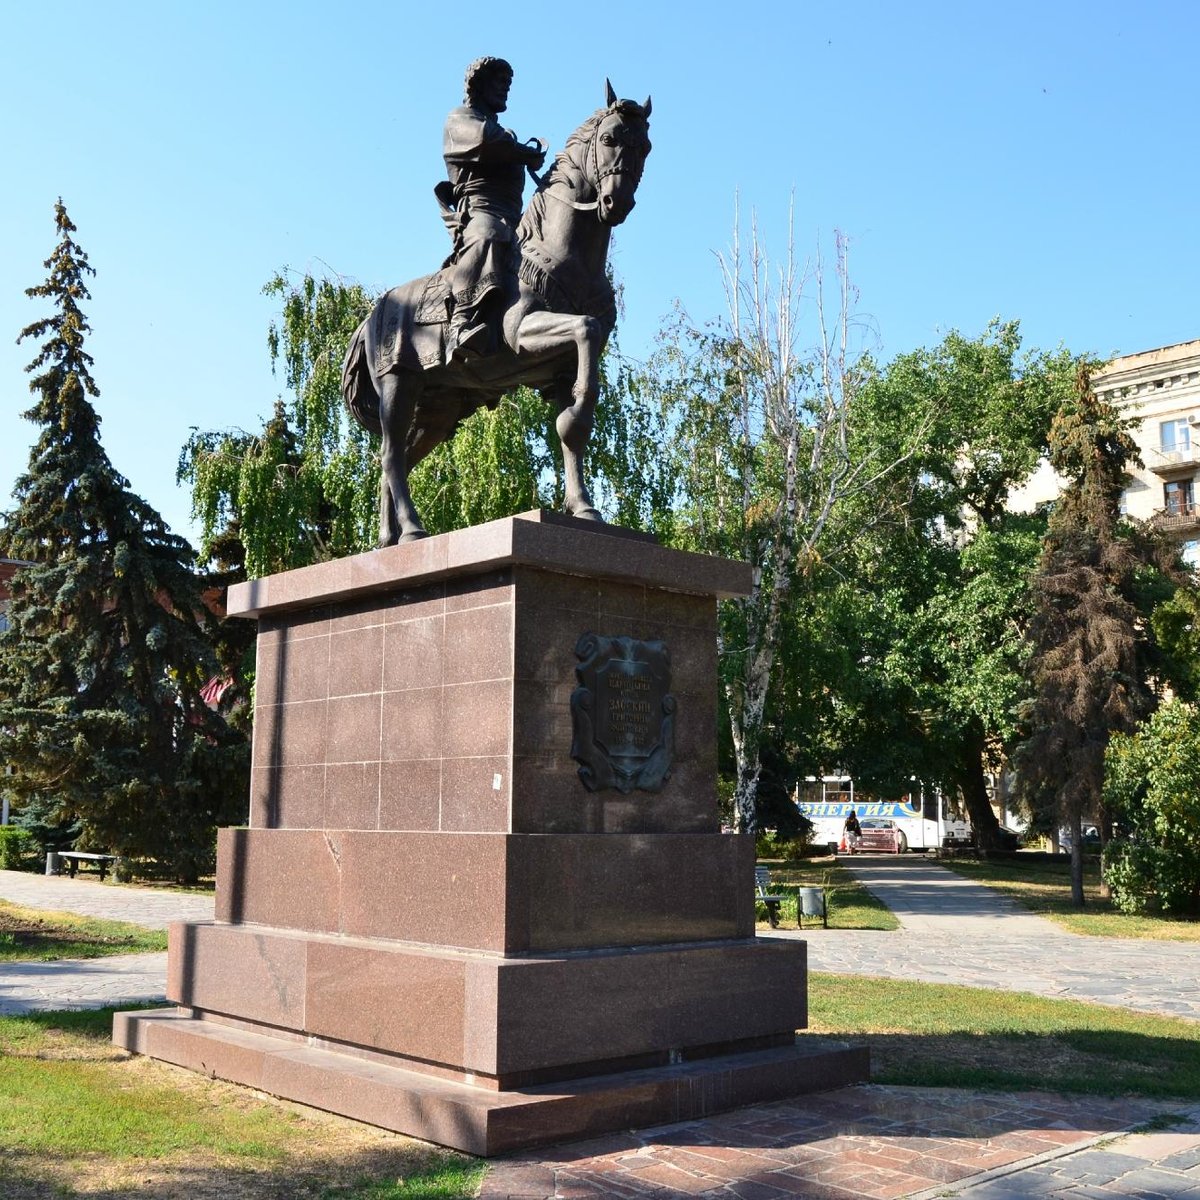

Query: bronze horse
[342,85,652,544]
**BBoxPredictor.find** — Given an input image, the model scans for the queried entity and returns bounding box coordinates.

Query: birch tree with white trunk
[644,207,932,832]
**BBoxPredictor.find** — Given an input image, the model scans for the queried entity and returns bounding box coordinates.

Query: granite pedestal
[115,511,867,1154]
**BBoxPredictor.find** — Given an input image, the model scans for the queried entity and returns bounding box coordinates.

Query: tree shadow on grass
[835,1027,1200,1098]
[0,1143,483,1200]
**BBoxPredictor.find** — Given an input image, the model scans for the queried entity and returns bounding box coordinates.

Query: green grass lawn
[3,976,1198,1198]
[810,971,1200,1097]
[0,899,168,961]
[939,854,1200,940]
[0,1009,484,1199]
[755,857,900,931]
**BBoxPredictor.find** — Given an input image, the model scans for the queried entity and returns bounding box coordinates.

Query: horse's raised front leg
[515,310,604,520]
[377,371,428,544]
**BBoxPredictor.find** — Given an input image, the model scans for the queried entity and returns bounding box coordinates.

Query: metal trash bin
[45,851,60,877]
[798,886,827,929]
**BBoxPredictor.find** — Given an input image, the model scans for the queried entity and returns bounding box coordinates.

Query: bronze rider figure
[439,56,546,363]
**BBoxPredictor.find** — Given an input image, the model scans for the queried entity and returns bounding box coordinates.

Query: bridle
[528,110,647,214]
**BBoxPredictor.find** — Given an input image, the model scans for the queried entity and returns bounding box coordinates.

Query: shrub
[755,830,815,861]
[1103,700,1200,916]
[0,826,38,871]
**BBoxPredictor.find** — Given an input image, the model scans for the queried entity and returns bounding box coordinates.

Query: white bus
[797,777,972,853]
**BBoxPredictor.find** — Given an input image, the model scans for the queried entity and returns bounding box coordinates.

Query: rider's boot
[447,305,491,364]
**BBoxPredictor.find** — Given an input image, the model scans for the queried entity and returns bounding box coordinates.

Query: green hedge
[0,827,38,871]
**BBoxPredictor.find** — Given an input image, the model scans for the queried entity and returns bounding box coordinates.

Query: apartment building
[1010,339,1200,565]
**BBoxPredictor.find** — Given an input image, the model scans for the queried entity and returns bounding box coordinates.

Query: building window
[0,601,7,633]
[1161,418,1191,452]
[1164,478,1194,515]
[1183,540,1200,569]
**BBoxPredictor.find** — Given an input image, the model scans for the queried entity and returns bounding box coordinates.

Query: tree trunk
[1068,810,1085,908]
[957,724,1005,851]
[1097,815,1112,900]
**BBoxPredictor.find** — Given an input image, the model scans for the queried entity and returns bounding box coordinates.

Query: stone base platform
[113,1007,869,1157]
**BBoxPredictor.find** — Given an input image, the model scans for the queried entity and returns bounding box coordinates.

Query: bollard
[45,850,60,876]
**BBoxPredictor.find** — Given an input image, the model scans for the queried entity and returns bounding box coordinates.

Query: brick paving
[481,1088,1197,1199]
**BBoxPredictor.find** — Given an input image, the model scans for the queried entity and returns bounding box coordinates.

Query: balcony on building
[1153,503,1200,534]
[1148,445,1200,476]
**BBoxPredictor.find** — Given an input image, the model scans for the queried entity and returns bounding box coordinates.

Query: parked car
[853,817,906,854]
[1058,825,1100,853]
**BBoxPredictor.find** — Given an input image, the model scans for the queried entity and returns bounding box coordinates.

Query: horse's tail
[342,318,381,436]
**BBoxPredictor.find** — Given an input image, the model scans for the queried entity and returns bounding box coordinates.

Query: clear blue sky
[2,1,1196,542]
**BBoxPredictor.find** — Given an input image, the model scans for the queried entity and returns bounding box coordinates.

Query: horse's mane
[516,108,609,246]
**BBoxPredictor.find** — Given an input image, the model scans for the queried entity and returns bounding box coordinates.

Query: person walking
[843,806,862,853]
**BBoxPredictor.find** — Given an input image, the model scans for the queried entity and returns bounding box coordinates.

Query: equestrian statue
[342,57,652,544]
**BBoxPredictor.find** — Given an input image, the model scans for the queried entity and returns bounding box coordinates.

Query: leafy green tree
[1150,583,1200,702]
[825,323,1076,848]
[0,201,245,882]
[1015,365,1174,905]
[181,271,671,578]
[1104,699,1200,915]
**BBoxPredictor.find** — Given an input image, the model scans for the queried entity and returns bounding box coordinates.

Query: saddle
[414,272,452,327]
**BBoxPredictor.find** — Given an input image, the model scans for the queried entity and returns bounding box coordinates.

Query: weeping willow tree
[179,270,670,579]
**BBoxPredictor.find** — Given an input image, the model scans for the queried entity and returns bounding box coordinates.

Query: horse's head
[589,81,652,226]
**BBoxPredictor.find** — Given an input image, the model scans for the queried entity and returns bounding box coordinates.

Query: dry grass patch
[0,900,167,961]
[0,1010,482,1199]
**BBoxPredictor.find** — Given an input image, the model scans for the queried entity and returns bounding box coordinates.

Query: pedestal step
[114,1007,869,1157]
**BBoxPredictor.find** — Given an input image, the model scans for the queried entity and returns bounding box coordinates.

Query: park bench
[754,866,785,928]
[47,851,118,881]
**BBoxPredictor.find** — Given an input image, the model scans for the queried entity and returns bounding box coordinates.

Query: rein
[526,125,603,212]
[528,162,599,212]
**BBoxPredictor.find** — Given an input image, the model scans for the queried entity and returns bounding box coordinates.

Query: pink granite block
[441,679,512,758]
[329,622,384,698]
[167,922,308,1029]
[514,565,600,618]
[254,699,329,768]
[304,941,470,1066]
[513,603,590,686]
[114,1009,270,1092]
[348,538,450,595]
[378,759,441,831]
[380,687,444,760]
[249,763,325,829]
[597,579,648,625]
[326,693,383,765]
[507,834,754,952]
[215,828,342,932]
[324,762,380,830]
[334,831,510,949]
[444,569,515,612]
[443,602,514,686]
[440,757,510,832]
[382,615,444,692]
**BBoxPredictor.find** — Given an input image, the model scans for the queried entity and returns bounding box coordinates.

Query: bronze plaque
[570,633,675,793]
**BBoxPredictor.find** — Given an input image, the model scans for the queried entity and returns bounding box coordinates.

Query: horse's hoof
[399,530,430,543]
[569,507,604,523]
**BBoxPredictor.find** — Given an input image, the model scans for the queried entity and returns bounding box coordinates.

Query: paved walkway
[0,868,215,928]
[0,868,211,1014]
[792,856,1200,1022]
[6,859,1200,1198]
